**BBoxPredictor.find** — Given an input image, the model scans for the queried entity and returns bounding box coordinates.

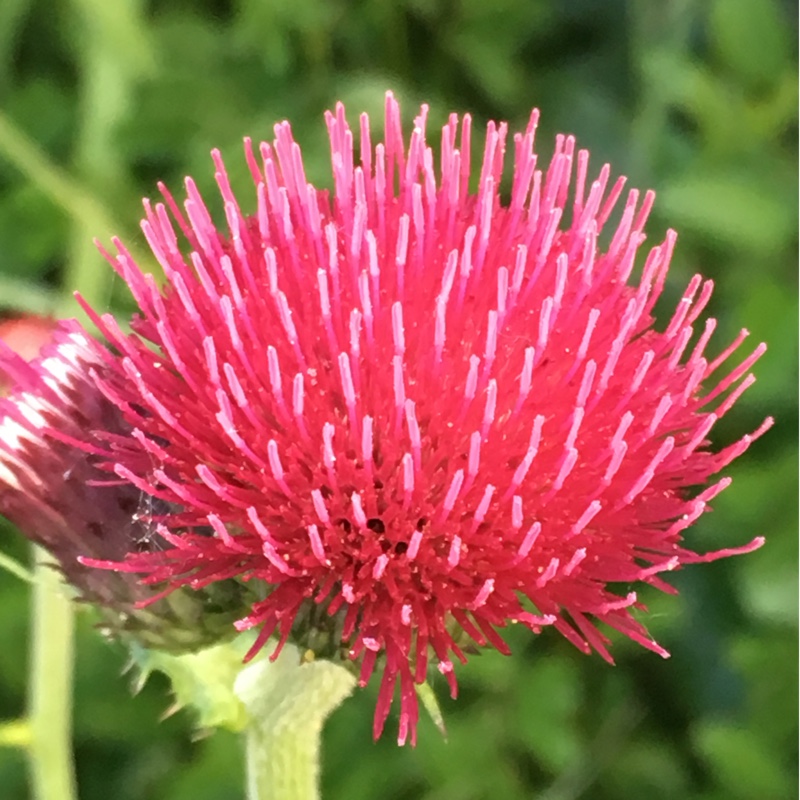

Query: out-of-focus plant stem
[0,112,148,273]
[0,549,33,582]
[27,549,77,800]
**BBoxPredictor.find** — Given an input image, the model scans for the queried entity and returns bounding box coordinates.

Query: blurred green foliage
[0,0,796,798]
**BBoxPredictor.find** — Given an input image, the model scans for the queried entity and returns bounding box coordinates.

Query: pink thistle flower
[68,93,769,744]
[0,321,251,649]
[0,321,151,602]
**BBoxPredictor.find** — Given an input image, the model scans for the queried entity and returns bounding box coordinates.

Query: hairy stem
[235,644,356,800]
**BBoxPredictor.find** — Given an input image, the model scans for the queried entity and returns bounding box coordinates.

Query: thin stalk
[234,644,356,800]
[0,112,147,269]
[0,549,33,583]
[27,549,77,800]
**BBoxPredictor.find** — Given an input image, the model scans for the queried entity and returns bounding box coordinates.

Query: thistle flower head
[10,93,770,743]
[0,322,137,586]
[0,321,251,650]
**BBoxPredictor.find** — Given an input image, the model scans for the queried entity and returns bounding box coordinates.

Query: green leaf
[415,681,447,739]
[710,0,789,90]
[0,79,74,167]
[513,657,581,773]
[658,171,794,254]
[0,0,30,71]
[0,185,68,278]
[693,721,792,799]
[128,637,257,733]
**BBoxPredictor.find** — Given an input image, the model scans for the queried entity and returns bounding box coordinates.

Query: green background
[0,0,796,798]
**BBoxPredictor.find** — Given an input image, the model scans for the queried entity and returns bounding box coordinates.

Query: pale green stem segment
[27,548,78,800]
[234,644,357,800]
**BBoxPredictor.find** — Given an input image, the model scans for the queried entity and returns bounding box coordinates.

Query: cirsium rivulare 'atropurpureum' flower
[3,93,771,744]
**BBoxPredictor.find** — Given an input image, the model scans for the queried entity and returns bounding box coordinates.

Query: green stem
[234,644,357,800]
[0,111,147,269]
[27,548,78,800]
[0,548,33,583]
